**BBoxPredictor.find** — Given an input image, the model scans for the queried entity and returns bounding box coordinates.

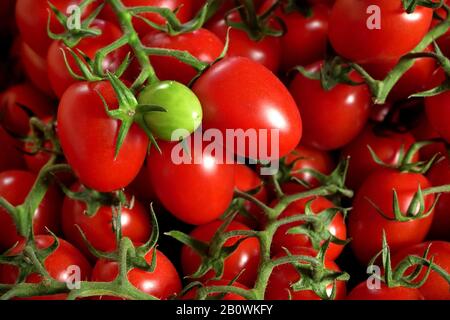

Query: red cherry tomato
[181,220,261,287]
[20,42,54,97]
[57,81,148,192]
[271,196,346,261]
[100,0,193,36]
[147,140,235,225]
[392,241,450,300]
[193,56,302,160]
[207,13,281,72]
[349,168,435,265]
[289,61,370,150]
[341,125,418,190]
[347,282,424,300]
[329,0,433,63]
[62,183,151,257]
[283,145,334,188]
[47,19,126,98]
[182,279,249,300]
[0,235,91,300]
[91,248,181,299]
[427,159,450,241]
[233,164,268,229]
[15,0,98,57]
[261,0,330,71]
[0,83,54,136]
[126,161,157,204]
[141,28,223,85]
[425,77,450,144]
[265,247,347,300]
[0,170,62,251]
[0,127,26,172]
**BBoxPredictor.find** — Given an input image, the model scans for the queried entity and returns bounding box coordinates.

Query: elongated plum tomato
[47,19,126,98]
[0,170,62,252]
[20,41,53,97]
[289,61,370,150]
[182,279,249,300]
[147,140,235,225]
[193,57,302,160]
[0,235,91,300]
[57,81,148,192]
[138,81,202,141]
[62,183,152,258]
[346,282,424,300]
[265,247,347,300]
[181,220,261,287]
[392,241,450,300]
[91,248,181,300]
[341,125,418,190]
[272,196,346,261]
[15,0,98,57]
[329,0,433,63]
[141,28,224,85]
[349,169,435,265]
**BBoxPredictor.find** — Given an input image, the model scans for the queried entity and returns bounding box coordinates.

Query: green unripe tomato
[138,81,203,141]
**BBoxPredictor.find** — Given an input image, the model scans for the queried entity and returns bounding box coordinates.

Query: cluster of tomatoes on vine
[0,0,449,300]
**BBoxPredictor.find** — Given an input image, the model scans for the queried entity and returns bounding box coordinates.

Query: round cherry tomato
[57,81,148,192]
[342,125,418,190]
[349,168,435,265]
[181,220,261,287]
[233,164,268,229]
[347,282,424,300]
[361,47,435,102]
[126,160,157,203]
[182,279,248,300]
[0,235,91,300]
[0,83,54,136]
[0,170,62,251]
[272,196,346,261]
[147,140,235,225]
[283,145,334,188]
[16,0,98,57]
[329,0,433,63]
[427,158,450,241]
[20,42,54,97]
[265,247,347,300]
[138,80,202,141]
[47,19,125,98]
[425,80,450,144]
[91,248,181,299]
[193,56,302,160]
[392,241,450,300]
[207,13,281,72]
[289,61,370,150]
[100,0,193,36]
[62,183,151,257]
[261,0,329,71]
[141,28,223,85]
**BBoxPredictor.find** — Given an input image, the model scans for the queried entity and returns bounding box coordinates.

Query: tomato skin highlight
[346,282,424,300]
[57,81,148,192]
[349,168,435,265]
[392,241,450,300]
[0,235,92,300]
[289,61,370,150]
[147,140,235,225]
[265,247,347,300]
[62,183,152,258]
[0,170,62,252]
[91,248,182,300]
[193,56,302,160]
[329,0,433,63]
[181,220,261,287]
[141,29,224,85]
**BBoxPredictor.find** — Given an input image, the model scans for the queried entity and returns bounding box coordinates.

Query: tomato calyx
[272,242,350,300]
[21,117,62,160]
[402,0,444,14]
[281,200,350,252]
[281,0,313,17]
[47,1,104,48]
[367,232,450,289]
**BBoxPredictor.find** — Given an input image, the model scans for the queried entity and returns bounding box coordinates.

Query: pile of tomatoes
[0,0,449,301]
